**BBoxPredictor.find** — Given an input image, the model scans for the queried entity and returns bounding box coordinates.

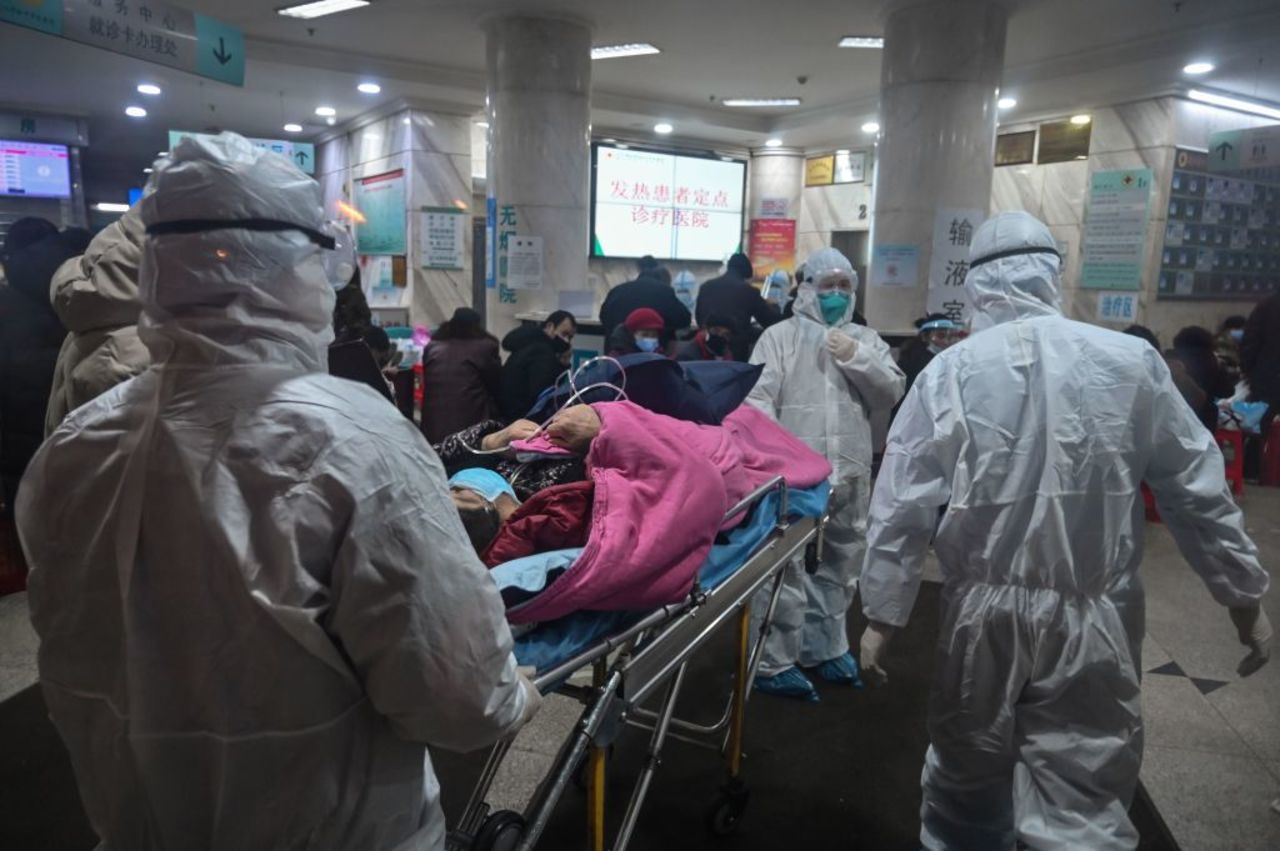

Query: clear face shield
[320,222,356,290]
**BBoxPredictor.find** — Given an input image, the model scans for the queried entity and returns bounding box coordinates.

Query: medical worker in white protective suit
[859,211,1272,850]
[17,133,538,851]
[747,247,905,701]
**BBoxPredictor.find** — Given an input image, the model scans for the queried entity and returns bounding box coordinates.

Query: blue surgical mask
[818,291,851,325]
[636,337,661,353]
[449,468,517,503]
[1229,328,1244,343]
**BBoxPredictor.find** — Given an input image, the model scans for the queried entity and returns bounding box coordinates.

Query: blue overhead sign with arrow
[3,0,244,87]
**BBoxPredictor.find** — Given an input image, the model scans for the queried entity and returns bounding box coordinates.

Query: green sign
[1,0,62,34]
[167,130,314,175]
[1081,168,1153,290]
[354,170,407,255]
[4,0,244,87]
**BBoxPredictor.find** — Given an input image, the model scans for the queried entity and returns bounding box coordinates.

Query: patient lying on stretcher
[444,401,832,625]
[448,405,603,563]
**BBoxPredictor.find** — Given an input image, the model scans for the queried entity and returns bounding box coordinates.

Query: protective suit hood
[138,132,334,370]
[964,211,1062,331]
[793,247,858,327]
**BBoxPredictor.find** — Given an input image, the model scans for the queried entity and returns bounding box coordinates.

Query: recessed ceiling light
[277,0,370,20]
[1187,88,1280,120]
[998,97,1017,109]
[1070,114,1091,125]
[125,105,147,118]
[143,167,153,173]
[835,148,850,155]
[283,123,303,133]
[93,202,130,213]
[861,121,880,133]
[602,137,617,143]
[654,122,674,134]
[765,138,783,147]
[326,117,336,126]
[721,156,735,162]
[1075,155,1088,160]
[357,81,381,94]
[591,43,660,60]
[475,121,490,129]
[1183,61,1214,75]
[315,105,336,117]
[136,83,162,96]
[838,36,884,48]
[722,97,802,107]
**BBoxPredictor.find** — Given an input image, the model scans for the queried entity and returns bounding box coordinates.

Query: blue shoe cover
[814,652,864,687]
[753,667,820,701]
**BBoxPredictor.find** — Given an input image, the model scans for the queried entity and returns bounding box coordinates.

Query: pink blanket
[507,402,831,624]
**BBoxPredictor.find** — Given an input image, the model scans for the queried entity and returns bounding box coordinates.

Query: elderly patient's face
[450,487,490,514]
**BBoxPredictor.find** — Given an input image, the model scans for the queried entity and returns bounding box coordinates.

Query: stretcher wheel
[473,810,525,851]
[705,785,750,836]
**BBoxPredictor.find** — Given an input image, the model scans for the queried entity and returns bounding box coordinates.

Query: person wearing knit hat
[608,306,667,356]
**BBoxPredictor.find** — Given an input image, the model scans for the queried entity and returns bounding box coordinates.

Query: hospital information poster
[592,144,744,262]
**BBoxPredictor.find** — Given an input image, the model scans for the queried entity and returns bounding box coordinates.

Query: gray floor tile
[485,746,559,814]
[1141,745,1280,851]
[1205,663,1280,763]
[0,663,39,704]
[1141,673,1253,756]
[511,693,580,758]
[0,592,37,670]
[1142,634,1173,673]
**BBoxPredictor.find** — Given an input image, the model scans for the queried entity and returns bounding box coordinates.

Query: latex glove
[859,621,896,686]
[480,419,539,452]
[516,670,544,727]
[1229,605,1273,677]
[826,329,858,363]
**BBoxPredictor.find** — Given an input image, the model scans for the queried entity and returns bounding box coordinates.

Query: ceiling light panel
[1187,89,1280,120]
[839,36,884,48]
[591,43,661,60]
[722,97,802,107]
[277,0,370,20]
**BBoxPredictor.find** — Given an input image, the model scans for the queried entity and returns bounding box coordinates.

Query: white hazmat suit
[860,211,1270,850]
[18,133,533,851]
[748,248,905,682]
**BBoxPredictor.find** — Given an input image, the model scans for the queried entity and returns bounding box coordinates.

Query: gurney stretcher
[447,476,826,851]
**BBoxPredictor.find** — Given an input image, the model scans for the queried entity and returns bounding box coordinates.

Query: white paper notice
[507,236,543,290]
[419,208,467,270]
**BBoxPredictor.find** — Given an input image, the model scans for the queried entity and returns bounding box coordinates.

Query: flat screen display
[0,141,71,199]
[591,144,745,262]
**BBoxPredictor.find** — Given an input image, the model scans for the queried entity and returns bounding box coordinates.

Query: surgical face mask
[636,336,661,353]
[448,468,517,503]
[1229,328,1244,343]
[818,291,851,325]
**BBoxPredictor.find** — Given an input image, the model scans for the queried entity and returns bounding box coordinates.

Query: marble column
[865,0,1006,332]
[484,15,592,337]
[747,146,805,279]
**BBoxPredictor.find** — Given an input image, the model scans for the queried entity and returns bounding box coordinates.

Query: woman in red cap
[607,307,667,356]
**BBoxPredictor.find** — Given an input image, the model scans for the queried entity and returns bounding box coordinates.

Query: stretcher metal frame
[447,476,824,851]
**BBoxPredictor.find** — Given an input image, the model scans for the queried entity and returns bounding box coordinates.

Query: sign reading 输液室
[1081,168,1153,290]
[2,0,244,87]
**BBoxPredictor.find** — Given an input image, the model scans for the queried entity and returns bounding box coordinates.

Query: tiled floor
[3,488,1278,848]
[1138,486,1280,850]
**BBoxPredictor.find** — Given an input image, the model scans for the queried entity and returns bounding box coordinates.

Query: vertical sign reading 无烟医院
[927,208,985,322]
[1081,168,1153,291]
[4,0,245,87]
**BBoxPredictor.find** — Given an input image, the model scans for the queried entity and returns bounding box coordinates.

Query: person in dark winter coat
[1241,295,1280,424]
[498,310,576,422]
[421,307,502,443]
[696,253,781,360]
[674,314,734,361]
[0,218,89,515]
[332,268,373,345]
[606,307,666,356]
[599,256,690,341]
[1171,325,1236,431]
